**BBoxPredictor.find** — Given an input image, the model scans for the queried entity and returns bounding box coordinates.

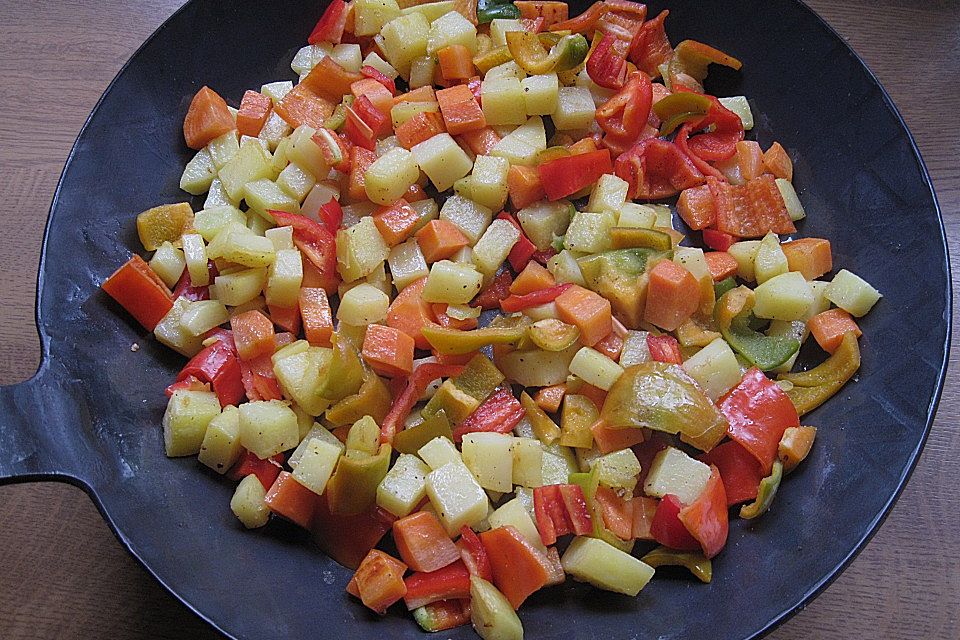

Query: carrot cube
[236,90,272,137]
[642,259,700,331]
[373,200,421,246]
[396,111,446,150]
[348,146,378,201]
[436,84,486,135]
[458,126,501,156]
[735,140,765,181]
[437,45,475,82]
[415,219,469,263]
[676,184,715,231]
[781,237,833,280]
[275,82,336,129]
[808,308,861,354]
[264,471,317,529]
[555,285,612,346]
[763,142,793,181]
[509,261,556,295]
[299,287,333,347]
[231,310,276,361]
[394,86,437,105]
[362,324,415,377]
[183,86,235,150]
[507,164,545,210]
[393,511,461,573]
[704,251,739,282]
[591,420,646,454]
[534,384,565,414]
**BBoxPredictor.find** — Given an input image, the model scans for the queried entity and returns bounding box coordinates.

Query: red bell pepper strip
[499,283,573,313]
[679,465,729,558]
[479,526,552,609]
[548,2,605,33]
[171,262,217,301]
[353,94,391,136]
[533,484,592,545]
[239,353,284,401]
[495,212,537,272]
[646,333,683,364]
[176,339,245,407]
[308,0,348,45]
[361,65,396,96]
[628,9,672,76]
[698,440,763,506]
[596,71,653,155]
[344,104,377,150]
[313,128,353,173]
[587,33,628,89]
[228,450,284,490]
[538,149,613,201]
[318,197,344,232]
[380,362,465,444]
[720,367,800,475]
[310,493,397,570]
[471,269,513,310]
[531,248,557,265]
[456,526,493,581]
[452,387,526,443]
[403,560,472,610]
[614,138,705,199]
[101,254,174,331]
[650,494,701,551]
[270,210,340,293]
[703,228,737,251]
[708,174,797,238]
[164,375,209,397]
[678,94,744,163]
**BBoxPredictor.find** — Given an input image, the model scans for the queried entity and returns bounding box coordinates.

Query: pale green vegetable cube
[380,13,430,75]
[596,448,641,491]
[618,203,657,228]
[198,406,243,474]
[180,148,217,195]
[644,447,711,504]
[149,241,185,288]
[547,250,586,286]
[274,347,332,416]
[204,178,237,209]
[287,125,329,178]
[470,576,524,640]
[490,18,523,47]
[238,400,300,459]
[586,174,629,214]
[258,111,293,151]
[511,437,543,488]
[194,206,246,242]
[482,77,527,126]
[211,226,276,268]
[423,260,484,304]
[719,96,754,130]
[247,210,272,236]
[569,347,624,391]
[231,475,270,529]
[803,280,832,321]
[391,100,440,129]
[651,203,673,229]
[207,130,240,170]
[776,178,805,221]
[291,43,332,75]
[337,217,390,282]
[363,51,399,78]
[754,233,788,284]
[266,248,303,308]
[261,80,293,105]
[265,225,294,251]
[293,439,343,494]
[337,282,390,325]
[354,0,401,35]
[564,211,614,254]
[472,219,520,276]
[440,195,493,244]
[488,498,545,551]
[521,73,559,116]
[346,416,381,455]
[541,443,579,485]
[754,271,814,321]
[427,10,477,54]
[470,155,510,211]
[218,140,273,201]
[214,268,267,307]
[485,60,526,81]
[491,116,546,166]
[180,233,208,287]
[410,198,440,232]
[496,344,579,388]
[180,300,229,337]
[451,246,474,264]
[728,240,761,282]
[619,330,651,368]
[277,162,317,202]
[331,43,363,72]
[462,432,515,492]
[408,55,436,89]
[154,298,206,357]
[682,337,741,400]
[412,133,474,192]
[377,454,430,517]
[825,269,882,317]
[418,436,462,470]
[365,148,420,205]
[388,238,429,290]
[674,246,710,283]
[426,462,490,533]
[552,87,595,130]
[522,302,557,321]
[518,200,571,250]
[290,426,344,470]
[561,537,655,596]
[163,389,221,457]
[244,179,300,219]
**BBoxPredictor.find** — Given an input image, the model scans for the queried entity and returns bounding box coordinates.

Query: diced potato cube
[418,435,462,470]
[521,74,559,116]
[596,448,641,491]
[776,178,805,221]
[547,250,586,286]
[218,140,273,202]
[586,174,629,215]
[803,280,832,321]
[266,248,303,308]
[380,13,430,75]
[485,60,527,81]
[564,211,614,254]
[154,298,206,357]
[462,432,515,492]
[390,100,440,129]
[247,210,272,235]
[180,233,208,287]
[439,195,493,244]
[286,125,329,178]
[277,162,317,202]
[423,260,484,304]
[552,87,595,130]
[214,268,267,307]
[337,282,390,326]
[617,203,657,228]
[470,155,510,211]
[354,0,401,35]
[482,77,527,126]
[273,346,333,416]
[681,337,741,400]
[365,148,420,205]
[265,225,294,251]
[490,116,546,166]
[163,389,221,457]
[331,43,363,72]
[518,200,571,250]
[511,437,543,488]
[569,347,624,391]
[194,206,246,242]
[207,130,240,169]
[149,242,185,288]
[472,219,520,276]
[244,179,300,219]
[411,133,474,192]
[231,474,270,529]
[470,576,524,640]
[825,269,882,317]
[728,240,761,282]
[261,80,293,105]
[180,148,217,195]
[408,54,436,89]
[204,178,237,209]
[291,43,332,76]
[488,497,545,550]
[540,442,579,485]
[674,247,711,282]
[292,439,343,494]
[290,425,345,468]
[754,233,788,284]
[179,299,229,337]
[238,400,300,459]
[490,18,523,47]
[363,51,399,78]
[426,462,490,533]
[258,112,293,152]
[561,537,655,596]
[210,225,276,268]
[337,217,390,282]
[427,10,478,54]
[754,271,815,321]
[388,238,429,290]
[719,96,754,130]
[644,447,712,505]
[377,453,431,517]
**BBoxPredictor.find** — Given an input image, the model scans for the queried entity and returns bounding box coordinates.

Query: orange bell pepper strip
[507,164,545,209]
[393,511,462,573]
[479,526,552,609]
[101,254,174,331]
[386,276,441,350]
[362,324,416,378]
[593,486,635,540]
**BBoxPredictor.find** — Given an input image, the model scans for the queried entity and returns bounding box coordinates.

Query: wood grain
[0,1,957,638]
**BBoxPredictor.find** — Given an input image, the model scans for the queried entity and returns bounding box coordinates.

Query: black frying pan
[0,0,949,638]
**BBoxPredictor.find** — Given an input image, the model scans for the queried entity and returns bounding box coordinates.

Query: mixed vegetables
[101,0,883,637]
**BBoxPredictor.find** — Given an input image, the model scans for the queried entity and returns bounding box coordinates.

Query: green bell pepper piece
[715,286,800,371]
[477,3,520,23]
[323,95,354,131]
[326,367,392,426]
[640,546,713,583]
[505,31,589,75]
[778,331,861,416]
[569,464,634,553]
[393,410,454,455]
[451,354,505,401]
[652,92,713,135]
[326,444,392,516]
[713,276,737,300]
[316,333,364,402]
[739,460,783,519]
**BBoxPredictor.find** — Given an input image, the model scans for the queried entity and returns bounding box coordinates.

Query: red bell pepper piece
[698,440,763,506]
[703,228,737,251]
[593,486,634,540]
[548,1,605,33]
[538,149,613,201]
[471,269,513,309]
[533,484,592,545]
[360,65,397,96]
[313,128,353,173]
[678,94,744,162]
[102,254,174,331]
[228,450,284,490]
[650,494,701,551]
[628,9,673,76]
[679,465,729,558]
[587,33,628,89]
[380,362,465,443]
[171,262,216,302]
[403,560,472,610]
[499,283,573,313]
[393,511,462,573]
[239,353,283,401]
[346,549,408,615]
[318,197,344,232]
[708,174,797,238]
[270,210,340,293]
[310,493,397,570]
[614,138,705,200]
[720,367,800,474]
[674,123,726,180]
[646,333,683,364]
[631,495,658,540]
[164,375,209,397]
[456,526,493,581]
[596,71,653,155]
[495,212,537,272]
[354,94,390,137]
[479,526,552,609]
[308,0,348,45]
[531,248,557,265]
[176,339,244,407]
[344,104,377,150]
[452,387,526,443]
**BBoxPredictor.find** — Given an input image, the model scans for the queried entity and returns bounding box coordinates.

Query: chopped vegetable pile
[102,0,882,637]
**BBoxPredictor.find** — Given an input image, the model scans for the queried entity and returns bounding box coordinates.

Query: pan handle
[0,361,88,486]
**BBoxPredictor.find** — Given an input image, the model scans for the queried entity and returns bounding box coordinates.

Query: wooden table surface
[1,1,957,638]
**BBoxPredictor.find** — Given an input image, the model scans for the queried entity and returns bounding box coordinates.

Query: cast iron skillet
[0,0,949,638]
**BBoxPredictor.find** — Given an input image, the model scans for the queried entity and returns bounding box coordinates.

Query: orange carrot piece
[396,111,446,150]
[763,142,793,181]
[183,86,235,150]
[435,84,486,135]
[458,126,501,156]
[268,303,301,335]
[507,165,545,210]
[302,56,364,102]
[509,261,556,295]
[363,324,416,377]
[437,45,475,82]
[677,184,715,231]
[394,86,437,105]
[735,140,764,181]
[704,251,739,282]
[299,287,333,347]
[351,78,394,116]
[393,511,461,573]
[643,260,700,331]
[346,549,409,614]
[275,82,336,129]
[264,472,317,529]
[405,182,428,202]
[578,383,607,411]
[515,1,569,27]
[631,496,658,540]
[415,219,470,263]
[593,486,634,540]
[591,420,645,454]
[236,90,272,137]
[373,200,420,246]
[534,384,566,414]
[808,309,861,354]
[432,304,479,331]
[230,310,276,361]
[348,146,378,201]
[593,331,624,361]
[386,277,440,350]
[555,285,612,346]
[781,237,833,280]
